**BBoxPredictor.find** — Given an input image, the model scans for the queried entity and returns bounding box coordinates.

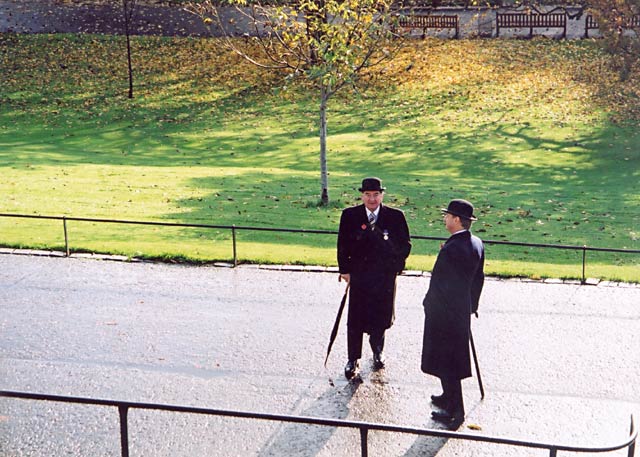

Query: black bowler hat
[441,199,477,221]
[358,177,385,192]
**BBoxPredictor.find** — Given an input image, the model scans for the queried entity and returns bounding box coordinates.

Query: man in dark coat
[421,199,484,429]
[338,177,411,380]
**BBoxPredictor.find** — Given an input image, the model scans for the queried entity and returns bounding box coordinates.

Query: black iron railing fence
[0,391,636,457]
[1,213,638,284]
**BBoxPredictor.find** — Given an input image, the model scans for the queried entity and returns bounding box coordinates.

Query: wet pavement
[1,252,639,456]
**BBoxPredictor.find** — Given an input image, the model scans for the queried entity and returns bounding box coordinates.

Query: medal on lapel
[383,229,389,240]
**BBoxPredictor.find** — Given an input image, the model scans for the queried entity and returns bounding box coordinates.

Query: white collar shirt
[367,207,380,222]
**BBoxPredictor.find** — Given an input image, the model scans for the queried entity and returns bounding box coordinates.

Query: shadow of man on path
[255,366,453,456]
[402,435,449,457]
[256,380,362,457]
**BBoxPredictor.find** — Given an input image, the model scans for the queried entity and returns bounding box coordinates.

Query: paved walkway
[1,253,639,456]
[1,0,592,39]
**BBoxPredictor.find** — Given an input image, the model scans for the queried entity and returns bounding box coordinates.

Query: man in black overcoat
[337,177,411,380]
[421,199,484,429]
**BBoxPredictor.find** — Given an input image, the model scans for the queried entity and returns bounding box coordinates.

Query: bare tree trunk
[319,86,330,206]
[122,0,135,99]
[125,33,133,98]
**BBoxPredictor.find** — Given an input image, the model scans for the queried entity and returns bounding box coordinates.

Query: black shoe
[430,394,448,409]
[344,360,360,380]
[431,410,464,430]
[373,352,386,370]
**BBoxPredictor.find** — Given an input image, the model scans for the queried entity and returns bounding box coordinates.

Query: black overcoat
[421,230,484,380]
[337,204,411,333]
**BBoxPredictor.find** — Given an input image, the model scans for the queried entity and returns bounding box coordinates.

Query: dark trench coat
[421,230,484,380]
[337,204,411,333]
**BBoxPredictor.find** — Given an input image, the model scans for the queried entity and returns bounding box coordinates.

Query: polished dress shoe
[344,360,360,380]
[430,394,448,409]
[431,409,464,430]
[373,352,386,370]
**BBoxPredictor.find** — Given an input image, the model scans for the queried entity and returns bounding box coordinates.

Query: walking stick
[469,328,485,399]
[324,283,350,367]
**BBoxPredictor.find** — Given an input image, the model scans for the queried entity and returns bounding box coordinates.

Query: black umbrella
[324,283,350,367]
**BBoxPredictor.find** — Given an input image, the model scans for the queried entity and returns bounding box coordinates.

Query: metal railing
[1,213,639,283]
[0,391,636,457]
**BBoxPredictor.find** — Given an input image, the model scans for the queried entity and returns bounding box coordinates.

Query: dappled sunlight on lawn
[1,34,638,280]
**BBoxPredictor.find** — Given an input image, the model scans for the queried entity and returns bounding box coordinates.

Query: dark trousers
[440,376,465,415]
[347,326,385,361]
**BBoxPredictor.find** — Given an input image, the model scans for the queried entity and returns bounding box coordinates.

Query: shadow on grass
[1,34,638,270]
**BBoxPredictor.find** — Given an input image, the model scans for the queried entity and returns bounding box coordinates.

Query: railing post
[549,447,557,457]
[118,405,130,457]
[63,216,70,257]
[581,245,587,284]
[360,427,368,457]
[232,225,237,267]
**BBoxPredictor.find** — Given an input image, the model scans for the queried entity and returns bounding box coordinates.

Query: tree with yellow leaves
[586,0,640,80]
[187,0,402,205]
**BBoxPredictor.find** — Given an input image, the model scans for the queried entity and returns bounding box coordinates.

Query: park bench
[585,14,640,38]
[396,13,459,39]
[496,12,567,38]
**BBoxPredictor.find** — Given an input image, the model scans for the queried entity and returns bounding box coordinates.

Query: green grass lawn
[1,34,638,281]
